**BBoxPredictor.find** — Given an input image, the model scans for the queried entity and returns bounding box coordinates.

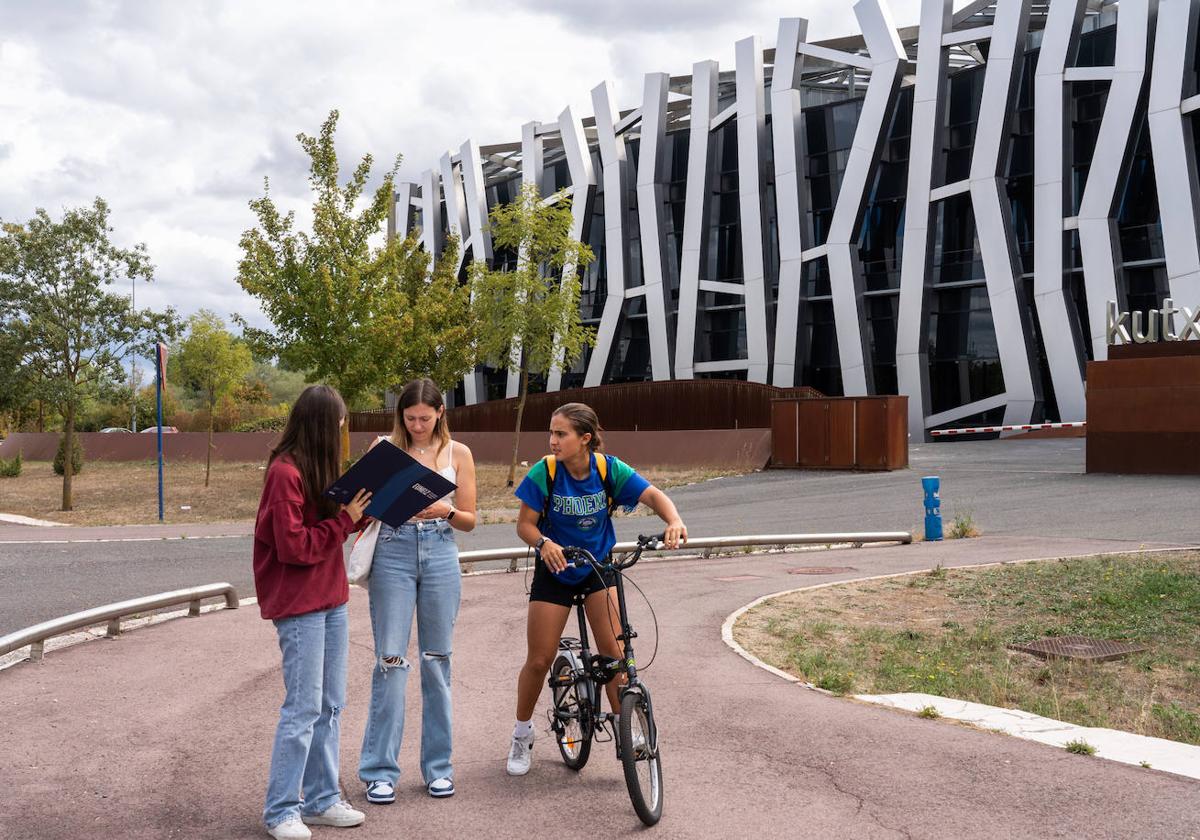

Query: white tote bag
[346,519,381,585]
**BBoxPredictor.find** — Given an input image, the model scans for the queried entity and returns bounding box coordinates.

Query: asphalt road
[2,536,1197,839]
[2,438,1198,635]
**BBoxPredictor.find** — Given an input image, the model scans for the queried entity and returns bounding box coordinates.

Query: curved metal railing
[0,582,240,662]
[456,531,914,572]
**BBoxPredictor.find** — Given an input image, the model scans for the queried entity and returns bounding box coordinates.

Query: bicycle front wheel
[551,654,593,771]
[619,688,663,825]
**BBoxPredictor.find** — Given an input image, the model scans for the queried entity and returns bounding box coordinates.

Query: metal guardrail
[2,533,909,663]
[455,532,914,573]
[0,582,239,662]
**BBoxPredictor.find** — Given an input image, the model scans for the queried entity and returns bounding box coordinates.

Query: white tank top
[377,436,457,488]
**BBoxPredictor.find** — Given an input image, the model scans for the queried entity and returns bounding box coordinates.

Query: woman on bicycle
[506,402,686,776]
[358,378,477,803]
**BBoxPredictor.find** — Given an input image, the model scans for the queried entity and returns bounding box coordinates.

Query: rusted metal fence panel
[771,396,908,471]
[351,380,822,433]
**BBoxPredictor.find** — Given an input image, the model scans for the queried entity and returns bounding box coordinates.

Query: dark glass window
[801,300,842,396]
[926,287,1003,413]
[605,315,652,382]
[942,66,985,184]
[933,194,984,285]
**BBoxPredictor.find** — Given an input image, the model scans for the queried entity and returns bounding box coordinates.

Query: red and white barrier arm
[929,421,1087,437]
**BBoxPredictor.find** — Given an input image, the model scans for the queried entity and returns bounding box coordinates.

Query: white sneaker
[506,731,534,776]
[302,801,366,827]
[267,818,311,840]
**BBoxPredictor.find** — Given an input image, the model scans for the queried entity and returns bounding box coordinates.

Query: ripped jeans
[359,519,461,786]
[264,603,348,828]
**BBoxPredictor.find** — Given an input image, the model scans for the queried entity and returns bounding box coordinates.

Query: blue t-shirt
[515,453,651,584]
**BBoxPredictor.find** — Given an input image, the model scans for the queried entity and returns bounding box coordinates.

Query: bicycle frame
[560,544,656,747]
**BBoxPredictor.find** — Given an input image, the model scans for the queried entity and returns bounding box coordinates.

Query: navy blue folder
[324,439,457,528]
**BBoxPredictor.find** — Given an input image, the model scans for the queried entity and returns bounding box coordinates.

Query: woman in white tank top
[357,378,477,803]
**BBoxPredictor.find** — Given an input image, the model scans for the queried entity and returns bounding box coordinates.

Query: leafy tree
[250,360,308,405]
[233,378,272,406]
[176,310,253,486]
[237,109,482,463]
[236,109,400,405]
[0,199,179,510]
[0,319,33,436]
[367,232,476,393]
[469,183,595,486]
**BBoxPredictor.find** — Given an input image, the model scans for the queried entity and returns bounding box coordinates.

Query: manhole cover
[1007,635,1147,662]
[787,566,858,575]
[713,575,763,582]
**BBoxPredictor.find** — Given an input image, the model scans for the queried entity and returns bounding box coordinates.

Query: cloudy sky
[0,0,930,332]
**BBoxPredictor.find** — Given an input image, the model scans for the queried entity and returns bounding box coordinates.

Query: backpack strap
[538,455,557,531]
[596,452,616,515]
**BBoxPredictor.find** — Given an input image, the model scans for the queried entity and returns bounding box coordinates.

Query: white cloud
[0,0,931,333]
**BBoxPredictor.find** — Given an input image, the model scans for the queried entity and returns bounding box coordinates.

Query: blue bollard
[922,475,943,541]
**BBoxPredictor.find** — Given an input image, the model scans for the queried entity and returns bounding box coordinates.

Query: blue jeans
[264,604,348,828]
[359,519,461,786]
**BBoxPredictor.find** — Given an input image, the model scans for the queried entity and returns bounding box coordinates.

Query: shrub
[0,452,21,477]
[949,511,980,539]
[1064,739,1096,756]
[233,414,288,432]
[53,436,84,476]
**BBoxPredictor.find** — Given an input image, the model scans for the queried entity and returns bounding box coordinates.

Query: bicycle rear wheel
[551,654,593,771]
[619,688,663,825]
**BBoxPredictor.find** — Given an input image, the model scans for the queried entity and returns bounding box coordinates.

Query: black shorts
[529,559,615,608]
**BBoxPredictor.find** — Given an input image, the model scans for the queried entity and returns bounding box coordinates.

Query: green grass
[1064,739,1097,756]
[737,552,1200,746]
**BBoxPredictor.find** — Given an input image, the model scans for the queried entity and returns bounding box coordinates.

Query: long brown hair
[393,378,451,456]
[269,384,346,519]
[552,402,604,453]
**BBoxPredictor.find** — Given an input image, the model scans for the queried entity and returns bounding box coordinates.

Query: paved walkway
[2,535,1197,839]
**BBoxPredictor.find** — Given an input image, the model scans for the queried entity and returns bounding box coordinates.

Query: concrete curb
[721,547,1200,782]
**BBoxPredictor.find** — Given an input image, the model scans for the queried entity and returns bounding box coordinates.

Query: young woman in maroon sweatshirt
[253,384,372,840]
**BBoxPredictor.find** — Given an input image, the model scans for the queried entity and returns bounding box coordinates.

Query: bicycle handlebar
[561,532,666,573]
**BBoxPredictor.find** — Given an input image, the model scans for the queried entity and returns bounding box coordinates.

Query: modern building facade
[392,0,1200,438]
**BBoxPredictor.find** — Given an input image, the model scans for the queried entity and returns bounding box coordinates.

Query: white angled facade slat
[545,105,597,393]
[1149,0,1200,311]
[768,18,808,388]
[1032,0,1088,423]
[584,82,630,388]
[824,0,907,398]
[896,0,953,435]
[735,36,771,384]
[968,0,1036,428]
[1076,0,1151,364]
[675,59,721,381]
[634,72,674,381]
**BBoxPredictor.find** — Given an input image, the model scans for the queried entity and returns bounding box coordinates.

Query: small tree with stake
[0,198,179,510]
[469,184,595,486]
[176,310,253,487]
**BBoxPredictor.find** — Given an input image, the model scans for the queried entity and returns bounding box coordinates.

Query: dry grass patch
[0,459,743,526]
[735,551,1200,745]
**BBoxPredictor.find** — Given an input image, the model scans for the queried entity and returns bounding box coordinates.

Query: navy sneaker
[427,778,455,798]
[365,780,395,804]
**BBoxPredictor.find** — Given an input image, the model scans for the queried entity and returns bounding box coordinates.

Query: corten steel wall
[1086,343,1200,474]
[354,380,822,434]
[770,396,908,470]
[0,430,772,470]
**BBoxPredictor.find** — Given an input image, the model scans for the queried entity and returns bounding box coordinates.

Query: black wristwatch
[446,507,456,522]
[534,536,547,551]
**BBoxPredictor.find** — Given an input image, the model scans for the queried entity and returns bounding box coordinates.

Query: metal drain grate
[787,566,858,575]
[1007,635,1147,662]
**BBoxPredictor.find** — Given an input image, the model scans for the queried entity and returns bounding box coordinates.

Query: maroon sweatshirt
[252,455,356,620]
